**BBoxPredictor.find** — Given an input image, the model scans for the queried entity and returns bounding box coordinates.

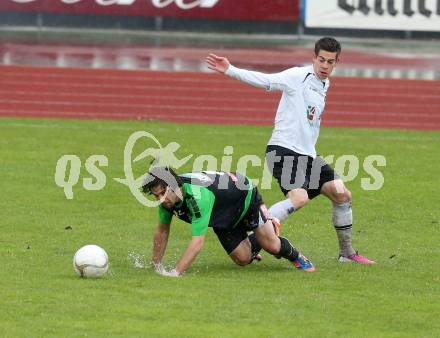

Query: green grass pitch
[1,117,439,337]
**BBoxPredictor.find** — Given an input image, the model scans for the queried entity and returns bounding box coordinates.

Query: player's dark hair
[141,166,182,194]
[314,37,341,58]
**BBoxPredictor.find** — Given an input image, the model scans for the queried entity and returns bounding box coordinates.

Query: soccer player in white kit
[206,37,375,265]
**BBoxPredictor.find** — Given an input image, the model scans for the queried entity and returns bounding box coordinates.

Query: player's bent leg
[254,220,280,255]
[214,227,259,266]
[321,180,375,264]
[268,189,308,223]
[287,188,310,210]
[229,238,253,266]
[268,199,295,223]
[322,180,356,257]
[321,179,351,203]
[247,232,263,262]
[254,221,315,272]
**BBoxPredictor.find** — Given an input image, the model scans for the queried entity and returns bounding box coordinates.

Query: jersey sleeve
[158,204,173,225]
[186,186,215,236]
[225,64,302,92]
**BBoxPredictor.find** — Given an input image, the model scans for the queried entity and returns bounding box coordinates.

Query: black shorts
[266,145,338,199]
[213,187,268,254]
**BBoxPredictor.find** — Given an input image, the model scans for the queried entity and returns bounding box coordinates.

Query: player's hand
[160,268,182,278]
[205,53,230,74]
[153,262,165,274]
[153,263,182,277]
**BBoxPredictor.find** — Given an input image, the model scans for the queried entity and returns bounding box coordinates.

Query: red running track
[1,65,439,130]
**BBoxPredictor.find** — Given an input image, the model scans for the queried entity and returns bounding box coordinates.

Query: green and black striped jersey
[158,172,253,236]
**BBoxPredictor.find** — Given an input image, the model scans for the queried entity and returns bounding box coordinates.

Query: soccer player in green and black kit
[142,167,314,277]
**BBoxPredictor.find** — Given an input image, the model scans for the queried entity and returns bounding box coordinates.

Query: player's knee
[288,189,309,209]
[230,252,251,266]
[334,189,351,204]
[328,180,351,203]
[234,257,251,267]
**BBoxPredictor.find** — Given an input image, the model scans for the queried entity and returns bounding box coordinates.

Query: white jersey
[225,64,329,158]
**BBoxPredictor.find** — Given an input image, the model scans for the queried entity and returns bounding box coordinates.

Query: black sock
[248,233,262,260]
[277,237,299,262]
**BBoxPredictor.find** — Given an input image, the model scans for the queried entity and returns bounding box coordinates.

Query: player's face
[151,185,181,209]
[313,50,339,80]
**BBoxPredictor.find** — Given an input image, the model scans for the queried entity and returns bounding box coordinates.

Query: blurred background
[0,0,439,80]
[2,0,439,130]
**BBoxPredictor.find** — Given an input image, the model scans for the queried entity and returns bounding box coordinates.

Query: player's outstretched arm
[205,53,230,74]
[174,235,205,276]
[207,53,291,91]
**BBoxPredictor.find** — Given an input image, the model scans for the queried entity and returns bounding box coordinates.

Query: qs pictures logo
[55,131,387,207]
[54,131,193,207]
